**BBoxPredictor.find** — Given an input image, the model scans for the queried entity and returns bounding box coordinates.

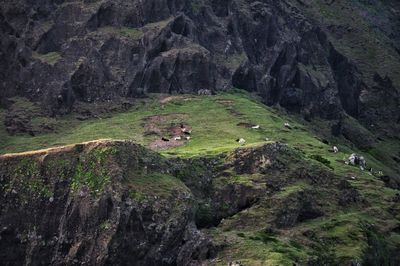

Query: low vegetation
[32,51,62,65]
[99,26,144,40]
[71,147,116,195]
[1,90,399,264]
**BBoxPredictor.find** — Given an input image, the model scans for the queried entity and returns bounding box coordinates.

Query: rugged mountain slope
[0,140,212,265]
[1,139,399,265]
[0,92,399,265]
[1,0,400,265]
[1,0,399,136]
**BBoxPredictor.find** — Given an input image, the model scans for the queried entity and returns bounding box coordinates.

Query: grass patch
[0,92,396,198]
[100,220,112,230]
[1,90,399,264]
[209,229,309,265]
[32,51,61,65]
[0,91,394,184]
[275,182,310,199]
[1,158,53,204]
[190,0,201,14]
[129,190,147,202]
[71,147,116,195]
[213,174,258,188]
[126,172,189,199]
[100,26,144,40]
[309,154,333,169]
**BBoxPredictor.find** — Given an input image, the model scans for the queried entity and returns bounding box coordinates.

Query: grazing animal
[181,127,192,134]
[162,137,170,142]
[348,153,357,165]
[185,136,191,140]
[284,122,292,129]
[174,136,182,141]
[333,146,339,153]
[252,125,260,129]
[236,138,246,145]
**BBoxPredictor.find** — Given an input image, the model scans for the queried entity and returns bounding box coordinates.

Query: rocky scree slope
[0,0,399,137]
[1,140,399,265]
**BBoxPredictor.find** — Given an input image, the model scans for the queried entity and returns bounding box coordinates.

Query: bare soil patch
[149,139,183,150]
[143,113,192,151]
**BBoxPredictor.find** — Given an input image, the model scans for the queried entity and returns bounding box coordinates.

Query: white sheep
[333,146,339,153]
[284,122,292,129]
[237,138,246,145]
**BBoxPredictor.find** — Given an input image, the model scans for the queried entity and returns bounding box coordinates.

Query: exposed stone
[0,140,212,265]
[0,0,398,137]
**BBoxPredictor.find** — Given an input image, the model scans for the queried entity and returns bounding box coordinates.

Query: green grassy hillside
[1,90,399,264]
[0,91,397,174]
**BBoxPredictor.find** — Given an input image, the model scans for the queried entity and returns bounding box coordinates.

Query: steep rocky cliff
[1,140,399,265]
[1,0,399,135]
[1,0,400,265]
[0,140,212,265]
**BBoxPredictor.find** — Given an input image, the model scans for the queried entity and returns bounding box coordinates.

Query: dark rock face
[1,0,398,129]
[337,180,363,206]
[175,143,338,230]
[1,141,318,264]
[226,142,296,175]
[0,141,212,266]
[1,140,398,264]
[274,190,324,228]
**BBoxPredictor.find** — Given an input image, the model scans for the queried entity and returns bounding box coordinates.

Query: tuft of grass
[129,190,146,202]
[190,0,201,14]
[100,221,112,230]
[100,26,144,40]
[119,27,143,39]
[32,51,61,65]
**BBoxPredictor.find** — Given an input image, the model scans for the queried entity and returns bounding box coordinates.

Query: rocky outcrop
[1,140,399,265]
[1,0,398,132]
[273,190,324,228]
[0,140,212,265]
